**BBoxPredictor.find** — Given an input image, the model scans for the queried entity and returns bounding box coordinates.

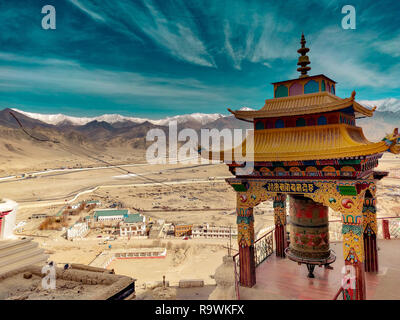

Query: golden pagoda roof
[228,91,375,121]
[204,124,388,162]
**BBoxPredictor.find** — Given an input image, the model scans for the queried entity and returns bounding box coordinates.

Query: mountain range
[0,107,252,150]
[0,103,399,175]
[11,108,226,127]
[1,102,399,145]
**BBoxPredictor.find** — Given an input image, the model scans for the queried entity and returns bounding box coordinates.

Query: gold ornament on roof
[297,33,311,78]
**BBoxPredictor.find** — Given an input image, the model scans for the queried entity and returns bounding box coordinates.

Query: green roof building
[124,213,145,224]
[94,209,129,221]
[86,200,101,205]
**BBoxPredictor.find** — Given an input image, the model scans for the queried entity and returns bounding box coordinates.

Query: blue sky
[0,0,399,118]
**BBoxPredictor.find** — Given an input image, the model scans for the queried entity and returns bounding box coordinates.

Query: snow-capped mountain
[152,113,225,126]
[360,98,400,112]
[11,108,225,126]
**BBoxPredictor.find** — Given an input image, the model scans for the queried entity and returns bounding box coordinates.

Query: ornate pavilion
[202,34,400,300]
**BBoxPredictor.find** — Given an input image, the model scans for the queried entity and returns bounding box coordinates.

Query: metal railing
[232,228,275,300]
[332,278,352,300]
[254,229,274,266]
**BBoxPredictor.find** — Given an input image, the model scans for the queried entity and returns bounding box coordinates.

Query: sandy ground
[0,272,107,300]
[107,243,226,287]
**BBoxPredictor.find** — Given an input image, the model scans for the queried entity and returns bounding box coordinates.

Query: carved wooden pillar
[363,194,378,272]
[342,224,366,300]
[273,194,287,258]
[237,197,256,287]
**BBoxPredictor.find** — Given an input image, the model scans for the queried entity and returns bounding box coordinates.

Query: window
[317,116,327,125]
[296,118,306,127]
[321,80,326,91]
[275,119,284,128]
[255,121,265,130]
[275,85,288,98]
[304,80,319,94]
[331,85,335,94]
[289,82,302,96]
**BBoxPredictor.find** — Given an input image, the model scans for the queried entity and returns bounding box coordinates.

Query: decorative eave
[200,124,388,162]
[228,91,375,121]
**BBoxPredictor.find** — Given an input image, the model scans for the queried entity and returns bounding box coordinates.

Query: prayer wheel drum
[288,195,330,260]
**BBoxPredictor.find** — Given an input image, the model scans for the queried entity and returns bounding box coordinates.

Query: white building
[67,222,89,240]
[94,209,129,222]
[192,223,238,239]
[119,213,147,238]
[0,199,18,240]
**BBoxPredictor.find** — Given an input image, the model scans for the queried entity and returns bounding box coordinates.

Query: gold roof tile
[204,124,387,162]
[229,92,374,120]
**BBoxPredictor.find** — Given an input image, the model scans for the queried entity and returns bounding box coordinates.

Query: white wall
[0,199,18,240]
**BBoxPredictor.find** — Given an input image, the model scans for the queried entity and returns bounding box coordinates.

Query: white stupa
[0,198,18,240]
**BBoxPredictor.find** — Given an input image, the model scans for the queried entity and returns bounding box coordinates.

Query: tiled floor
[239,240,400,300]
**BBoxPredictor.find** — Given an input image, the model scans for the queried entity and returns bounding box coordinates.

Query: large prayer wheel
[288,195,330,260]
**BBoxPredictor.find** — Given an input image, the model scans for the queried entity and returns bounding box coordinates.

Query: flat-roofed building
[67,221,89,240]
[174,224,192,237]
[29,213,49,219]
[120,213,147,238]
[94,209,129,222]
[192,224,237,239]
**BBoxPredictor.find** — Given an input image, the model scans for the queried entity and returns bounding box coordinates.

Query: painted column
[363,195,378,272]
[237,196,256,287]
[342,224,366,300]
[273,194,287,258]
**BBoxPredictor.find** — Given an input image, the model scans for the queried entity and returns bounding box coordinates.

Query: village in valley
[0,161,261,299]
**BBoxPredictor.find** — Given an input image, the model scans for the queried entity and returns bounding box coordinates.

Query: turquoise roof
[94,209,129,218]
[124,213,144,224]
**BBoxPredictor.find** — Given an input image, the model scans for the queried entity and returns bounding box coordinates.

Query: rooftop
[206,123,389,161]
[86,200,100,204]
[124,213,144,224]
[94,209,129,218]
[228,91,375,121]
[271,74,337,85]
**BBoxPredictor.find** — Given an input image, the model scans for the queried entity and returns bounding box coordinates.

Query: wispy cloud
[0,53,233,107]
[310,26,400,89]
[68,0,105,22]
[373,34,400,58]
[68,0,216,67]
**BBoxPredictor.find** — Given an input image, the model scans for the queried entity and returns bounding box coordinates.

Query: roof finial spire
[297,33,311,78]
